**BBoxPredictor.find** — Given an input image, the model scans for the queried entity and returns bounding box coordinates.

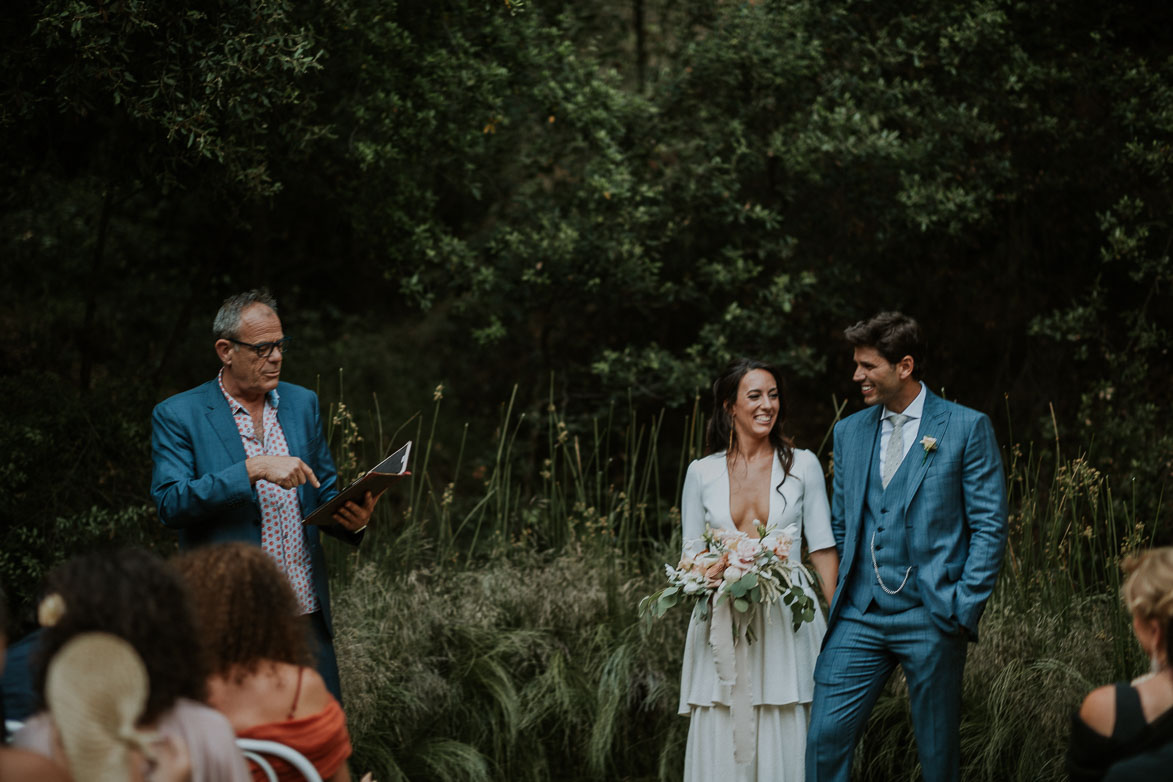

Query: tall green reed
[332,379,683,572]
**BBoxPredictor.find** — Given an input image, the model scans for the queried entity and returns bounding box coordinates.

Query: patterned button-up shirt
[217,370,319,615]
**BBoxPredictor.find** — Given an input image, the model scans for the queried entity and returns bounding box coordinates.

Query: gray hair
[213,289,278,341]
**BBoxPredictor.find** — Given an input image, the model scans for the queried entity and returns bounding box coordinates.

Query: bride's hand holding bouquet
[640,521,817,635]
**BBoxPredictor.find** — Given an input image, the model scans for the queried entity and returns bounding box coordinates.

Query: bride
[678,358,839,782]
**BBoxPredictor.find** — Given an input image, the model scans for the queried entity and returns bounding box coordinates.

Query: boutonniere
[920,436,938,463]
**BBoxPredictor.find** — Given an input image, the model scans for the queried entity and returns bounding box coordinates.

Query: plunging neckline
[726,450,776,534]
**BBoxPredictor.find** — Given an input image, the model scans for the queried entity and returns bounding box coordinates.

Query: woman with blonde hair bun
[46,632,191,782]
[1067,546,1173,781]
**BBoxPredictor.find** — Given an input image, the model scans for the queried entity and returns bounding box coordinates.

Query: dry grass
[333,552,1143,781]
[333,547,688,781]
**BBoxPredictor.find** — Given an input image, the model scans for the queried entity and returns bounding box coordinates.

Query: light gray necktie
[881,413,910,489]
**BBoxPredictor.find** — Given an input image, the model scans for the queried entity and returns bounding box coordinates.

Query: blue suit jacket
[150,379,359,634]
[828,389,1008,640]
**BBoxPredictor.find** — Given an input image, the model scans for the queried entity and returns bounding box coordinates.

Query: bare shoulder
[0,748,72,781]
[293,666,336,717]
[208,662,312,728]
[1078,684,1117,737]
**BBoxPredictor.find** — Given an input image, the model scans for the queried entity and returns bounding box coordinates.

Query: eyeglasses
[227,337,291,359]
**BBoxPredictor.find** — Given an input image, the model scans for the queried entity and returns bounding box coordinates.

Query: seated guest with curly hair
[174,542,352,782]
[12,548,250,782]
[1067,547,1173,781]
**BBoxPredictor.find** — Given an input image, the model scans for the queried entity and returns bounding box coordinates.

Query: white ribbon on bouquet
[709,598,754,765]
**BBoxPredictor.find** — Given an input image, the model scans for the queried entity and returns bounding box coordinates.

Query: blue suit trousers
[805,603,967,782]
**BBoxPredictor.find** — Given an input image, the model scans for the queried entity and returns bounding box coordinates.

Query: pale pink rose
[724,565,745,582]
[716,529,744,548]
[694,551,719,574]
[773,534,794,560]
[735,537,760,566]
[704,552,729,587]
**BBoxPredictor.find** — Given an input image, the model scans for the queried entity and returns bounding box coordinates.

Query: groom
[806,312,1008,782]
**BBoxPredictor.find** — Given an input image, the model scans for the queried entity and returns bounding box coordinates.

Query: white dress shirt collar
[882,381,927,423]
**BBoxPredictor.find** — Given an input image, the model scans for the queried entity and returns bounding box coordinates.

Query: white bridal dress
[678,448,835,782]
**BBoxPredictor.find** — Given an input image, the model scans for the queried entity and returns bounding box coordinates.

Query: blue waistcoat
[846,422,922,613]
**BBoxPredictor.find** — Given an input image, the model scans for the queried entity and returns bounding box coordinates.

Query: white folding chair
[236,738,323,782]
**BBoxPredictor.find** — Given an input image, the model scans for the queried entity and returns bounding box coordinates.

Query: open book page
[302,441,412,525]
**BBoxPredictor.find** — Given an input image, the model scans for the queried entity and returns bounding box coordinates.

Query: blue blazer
[150,379,359,634]
[828,389,1008,640]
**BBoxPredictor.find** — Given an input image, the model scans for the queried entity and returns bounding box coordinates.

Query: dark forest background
[3,0,1172,620]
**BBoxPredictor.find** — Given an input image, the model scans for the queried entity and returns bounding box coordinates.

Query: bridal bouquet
[639,523,817,634]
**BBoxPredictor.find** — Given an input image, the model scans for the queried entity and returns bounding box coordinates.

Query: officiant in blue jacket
[150,289,380,701]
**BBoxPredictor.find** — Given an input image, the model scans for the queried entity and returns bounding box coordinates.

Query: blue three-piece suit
[806,387,1008,782]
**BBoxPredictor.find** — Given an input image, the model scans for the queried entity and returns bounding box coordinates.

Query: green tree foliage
[3,0,1173,617]
[3,0,328,196]
[1,10,1171,779]
[0,0,340,392]
[0,0,335,618]
[304,0,1173,444]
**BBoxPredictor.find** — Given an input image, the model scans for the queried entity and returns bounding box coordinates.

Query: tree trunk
[78,189,114,393]
[634,0,647,92]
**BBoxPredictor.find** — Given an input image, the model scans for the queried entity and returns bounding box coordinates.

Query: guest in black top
[1103,741,1173,781]
[1067,547,1173,781]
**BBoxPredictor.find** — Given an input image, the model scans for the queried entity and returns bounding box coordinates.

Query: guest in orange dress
[174,543,353,782]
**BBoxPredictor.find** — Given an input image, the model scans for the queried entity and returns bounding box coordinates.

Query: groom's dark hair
[844,311,926,380]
